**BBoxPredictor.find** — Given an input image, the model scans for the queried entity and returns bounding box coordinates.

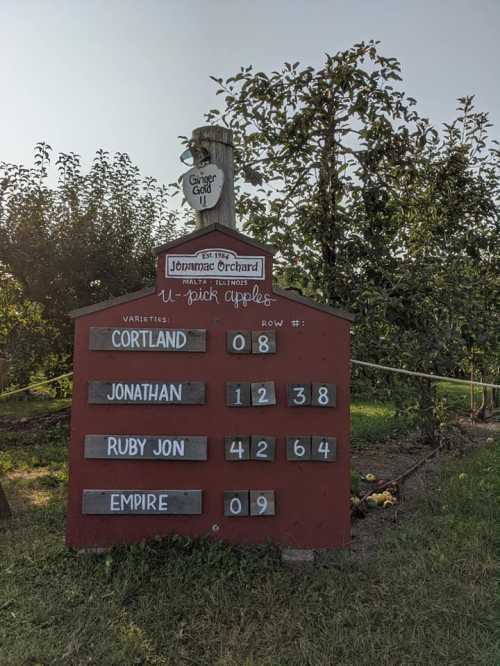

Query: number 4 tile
[311,437,337,461]
[224,436,250,461]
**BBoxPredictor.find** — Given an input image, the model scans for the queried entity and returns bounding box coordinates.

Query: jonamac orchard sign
[165,248,265,280]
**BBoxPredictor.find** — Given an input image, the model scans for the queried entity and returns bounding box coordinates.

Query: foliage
[0,269,60,388]
[0,145,180,373]
[207,41,500,440]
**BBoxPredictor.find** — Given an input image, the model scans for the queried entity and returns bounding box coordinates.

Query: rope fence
[0,372,73,400]
[0,362,498,401]
[351,360,500,390]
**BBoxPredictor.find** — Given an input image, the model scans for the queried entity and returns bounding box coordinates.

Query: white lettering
[170,384,182,402]
[107,436,118,456]
[173,440,185,457]
[122,494,134,510]
[176,331,187,348]
[128,439,138,457]
[159,384,170,401]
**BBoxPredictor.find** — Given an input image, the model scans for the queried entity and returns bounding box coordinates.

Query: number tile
[227,330,251,354]
[311,383,336,407]
[250,490,276,516]
[287,383,311,406]
[224,436,250,461]
[250,436,276,461]
[286,436,312,461]
[251,330,276,354]
[225,382,251,407]
[224,490,249,517]
[311,437,337,462]
[250,381,277,406]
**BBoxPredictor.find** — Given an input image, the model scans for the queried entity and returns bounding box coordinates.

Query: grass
[0,386,497,664]
[350,399,412,447]
[0,409,498,664]
[0,398,70,419]
[437,380,484,414]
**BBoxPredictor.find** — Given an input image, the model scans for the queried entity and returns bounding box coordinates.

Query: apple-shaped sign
[182,163,224,211]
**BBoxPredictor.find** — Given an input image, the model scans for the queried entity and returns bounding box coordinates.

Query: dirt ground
[350,419,499,558]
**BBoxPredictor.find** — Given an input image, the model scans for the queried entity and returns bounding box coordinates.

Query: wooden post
[0,481,11,519]
[191,126,235,229]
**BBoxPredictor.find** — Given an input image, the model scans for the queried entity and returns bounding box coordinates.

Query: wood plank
[84,435,207,460]
[82,490,202,514]
[250,490,275,516]
[250,436,275,461]
[286,437,311,461]
[223,490,249,517]
[224,436,250,461]
[287,383,311,406]
[89,327,206,352]
[191,126,236,229]
[311,437,337,462]
[226,330,251,353]
[88,381,206,405]
[225,382,251,407]
[251,330,276,354]
[311,383,336,407]
[250,381,276,406]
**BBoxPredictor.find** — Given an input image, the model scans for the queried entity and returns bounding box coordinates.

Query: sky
[1,0,499,190]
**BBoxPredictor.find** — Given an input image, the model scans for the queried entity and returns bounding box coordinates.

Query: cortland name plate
[82,490,202,514]
[84,435,208,460]
[88,381,206,404]
[89,328,206,352]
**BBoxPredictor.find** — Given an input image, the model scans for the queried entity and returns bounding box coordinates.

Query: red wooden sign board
[66,223,353,550]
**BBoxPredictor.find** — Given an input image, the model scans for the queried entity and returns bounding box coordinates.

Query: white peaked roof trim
[153,223,277,256]
[273,287,355,322]
[69,287,156,319]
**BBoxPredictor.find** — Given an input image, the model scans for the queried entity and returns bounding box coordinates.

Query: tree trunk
[492,388,499,409]
[474,386,488,421]
[0,481,11,519]
[417,378,439,444]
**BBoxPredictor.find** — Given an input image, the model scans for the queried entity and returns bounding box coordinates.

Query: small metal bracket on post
[181,126,236,229]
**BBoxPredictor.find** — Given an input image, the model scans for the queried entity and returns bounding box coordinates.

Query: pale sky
[1,0,499,190]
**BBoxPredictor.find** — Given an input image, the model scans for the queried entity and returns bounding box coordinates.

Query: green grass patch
[0,425,68,475]
[437,380,484,414]
[0,398,70,418]
[351,399,412,447]
[0,427,497,665]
